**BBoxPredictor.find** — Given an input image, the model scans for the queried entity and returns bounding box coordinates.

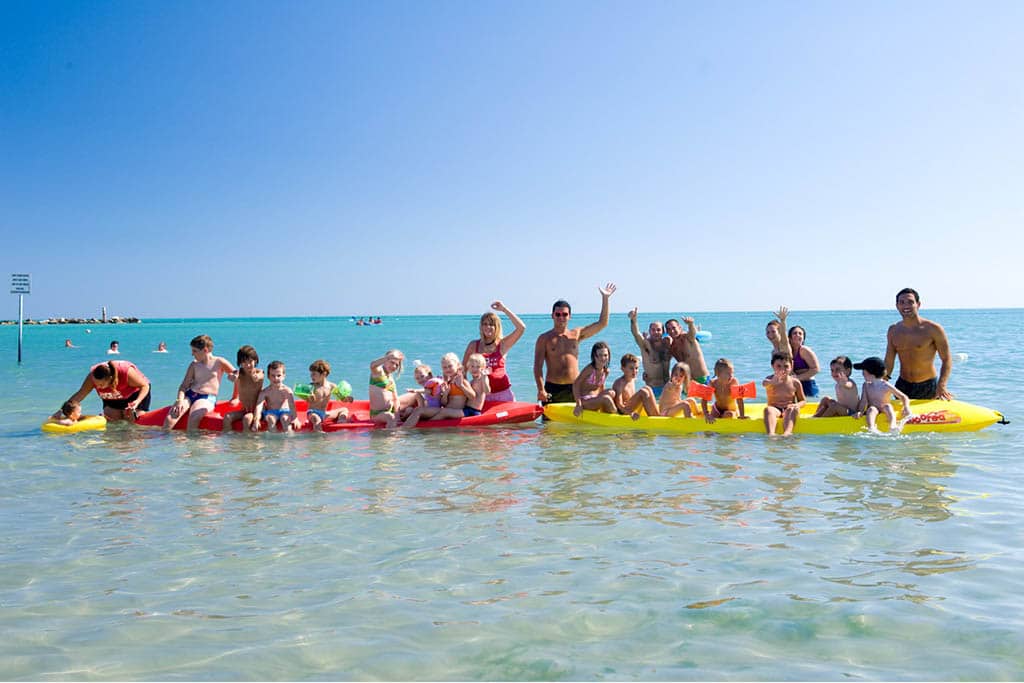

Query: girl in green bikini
[369,349,405,428]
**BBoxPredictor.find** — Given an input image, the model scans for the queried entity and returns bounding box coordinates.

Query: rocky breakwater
[0,316,142,325]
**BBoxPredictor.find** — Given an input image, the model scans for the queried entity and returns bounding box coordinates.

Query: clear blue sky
[3,1,1021,319]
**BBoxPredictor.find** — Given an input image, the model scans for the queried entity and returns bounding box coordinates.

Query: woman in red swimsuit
[461,300,526,403]
[57,360,152,422]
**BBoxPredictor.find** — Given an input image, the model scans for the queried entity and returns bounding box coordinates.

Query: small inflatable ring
[41,415,107,434]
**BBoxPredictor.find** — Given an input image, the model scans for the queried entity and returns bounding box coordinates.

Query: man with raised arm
[666,315,710,384]
[628,307,671,398]
[884,287,953,400]
[534,283,617,404]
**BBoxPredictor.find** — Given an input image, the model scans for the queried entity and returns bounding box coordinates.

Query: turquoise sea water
[1,309,1022,680]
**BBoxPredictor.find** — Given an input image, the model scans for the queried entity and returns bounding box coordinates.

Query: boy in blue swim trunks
[165,334,237,431]
[254,360,297,432]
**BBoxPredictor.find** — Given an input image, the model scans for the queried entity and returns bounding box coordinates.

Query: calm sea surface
[1,309,1022,680]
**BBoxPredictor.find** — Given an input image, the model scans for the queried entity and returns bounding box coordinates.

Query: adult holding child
[462,300,526,402]
[57,360,152,422]
[884,287,953,400]
[534,283,616,404]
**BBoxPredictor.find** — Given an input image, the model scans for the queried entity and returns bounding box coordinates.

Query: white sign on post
[11,273,31,294]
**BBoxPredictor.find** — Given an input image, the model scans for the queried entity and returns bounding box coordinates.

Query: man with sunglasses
[533,283,617,404]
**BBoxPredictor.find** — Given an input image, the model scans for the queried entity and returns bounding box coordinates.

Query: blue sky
[2,1,1021,319]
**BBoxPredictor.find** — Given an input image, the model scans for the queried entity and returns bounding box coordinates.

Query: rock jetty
[0,316,142,325]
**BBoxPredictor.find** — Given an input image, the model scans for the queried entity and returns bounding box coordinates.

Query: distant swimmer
[64,339,75,348]
[534,282,616,404]
[884,287,953,400]
[155,341,167,352]
[107,340,120,354]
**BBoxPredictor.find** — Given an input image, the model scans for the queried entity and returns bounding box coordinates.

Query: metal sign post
[11,274,31,364]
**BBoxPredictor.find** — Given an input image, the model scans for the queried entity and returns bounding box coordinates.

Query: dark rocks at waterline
[0,317,142,325]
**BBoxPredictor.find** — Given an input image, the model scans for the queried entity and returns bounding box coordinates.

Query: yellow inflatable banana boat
[543,399,1005,435]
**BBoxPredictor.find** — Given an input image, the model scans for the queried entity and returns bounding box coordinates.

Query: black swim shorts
[102,385,153,412]
[543,381,575,404]
[895,377,937,400]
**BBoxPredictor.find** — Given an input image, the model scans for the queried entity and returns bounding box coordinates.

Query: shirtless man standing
[534,283,616,404]
[884,287,953,400]
[666,316,710,384]
[628,307,671,398]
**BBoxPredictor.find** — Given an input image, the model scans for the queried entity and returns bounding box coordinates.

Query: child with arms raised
[813,356,860,418]
[763,352,806,436]
[165,335,237,431]
[254,360,298,432]
[573,341,616,416]
[612,353,659,420]
[853,356,913,433]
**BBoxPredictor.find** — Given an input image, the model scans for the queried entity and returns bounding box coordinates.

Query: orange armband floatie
[731,381,756,399]
[687,381,715,401]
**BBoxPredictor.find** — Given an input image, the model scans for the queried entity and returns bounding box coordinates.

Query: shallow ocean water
[1,309,1022,680]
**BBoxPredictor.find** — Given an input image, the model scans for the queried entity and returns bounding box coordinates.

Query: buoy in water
[954,352,968,363]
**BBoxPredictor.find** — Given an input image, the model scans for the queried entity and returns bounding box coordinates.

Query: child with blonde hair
[463,353,491,416]
[369,349,404,428]
[435,353,473,420]
[401,363,445,419]
[403,353,472,427]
